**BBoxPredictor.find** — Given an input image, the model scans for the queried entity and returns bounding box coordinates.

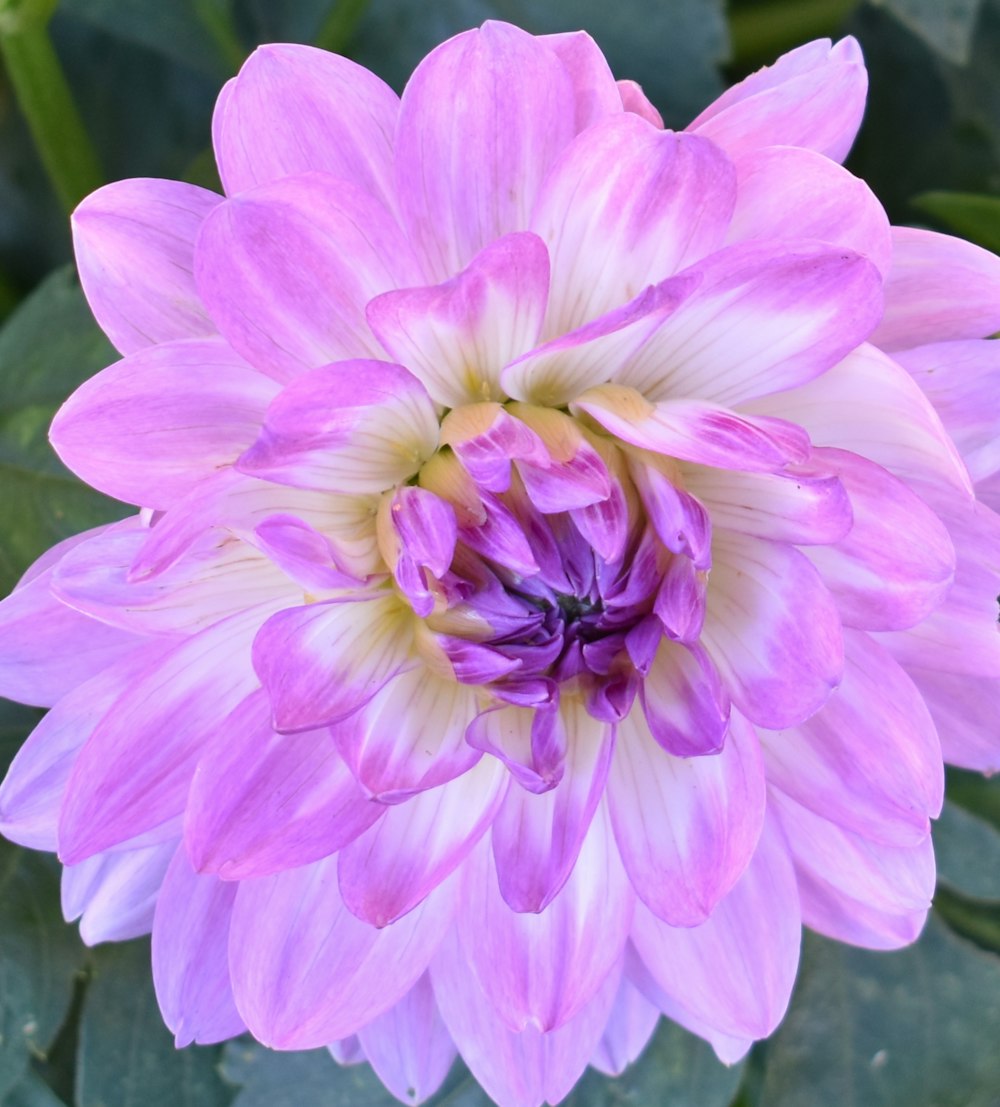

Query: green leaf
[0,841,86,1100]
[1,1068,67,1107]
[350,0,728,128]
[0,699,42,779]
[935,800,1000,901]
[911,191,1000,252]
[565,1019,743,1106]
[76,941,233,1107]
[870,0,984,65]
[934,888,1000,955]
[754,917,1000,1107]
[0,265,127,594]
[945,766,1000,834]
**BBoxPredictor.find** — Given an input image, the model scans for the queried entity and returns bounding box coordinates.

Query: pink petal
[590,977,660,1077]
[540,31,622,131]
[616,79,664,127]
[184,690,381,879]
[727,145,892,275]
[58,602,274,862]
[213,44,399,206]
[630,814,800,1040]
[688,36,867,163]
[431,932,621,1107]
[63,839,174,945]
[252,594,416,732]
[72,178,221,355]
[251,515,366,592]
[0,567,143,708]
[195,173,421,380]
[394,22,577,280]
[460,808,632,1033]
[50,337,278,508]
[641,639,730,757]
[609,706,765,925]
[229,857,456,1048]
[151,846,246,1045]
[0,642,167,849]
[356,974,457,1105]
[367,232,551,407]
[338,756,507,926]
[762,630,943,846]
[490,699,614,912]
[701,531,844,728]
[332,667,482,801]
[574,387,811,473]
[530,116,735,333]
[465,700,566,794]
[906,668,1000,772]
[613,240,883,406]
[870,227,1000,351]
[237,360,438,495]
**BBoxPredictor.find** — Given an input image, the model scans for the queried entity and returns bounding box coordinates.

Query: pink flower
[3,23,1000,1107]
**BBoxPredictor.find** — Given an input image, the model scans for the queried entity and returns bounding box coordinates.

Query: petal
[726,145,892,275]
[630,814,800,1040]
[574,386,811,473]
[906,668,1000,772]
[589,977,660,1077]
[195,173,421,380]
[688,36,867,163]
[609,706,765,925]
[394,22,577,280]
[58,602,274,862]
[701,532,844,728]
[530,117,735,333]
[213,44,399,205]
[640,639,730,757]
[367,232,551,407]
[802,447,955,630]
[151,846,246,1045]
[461,807,632,1032]
[63,839,174,945]
[332,667,482,801]
[612,240,883,406]
[869,227,1000,351]
[540,31,622,131]
[431,931,621,1107]
[184,690,382,879]
[356,974,457,1106]
[238,359,439,494]
[490,698,615,912]
[337,755,507,926]
[761,630,943,846]
[72,178,221,355]
[50,338,278,508]
[252,594,417,732]
[229,857,456,1048]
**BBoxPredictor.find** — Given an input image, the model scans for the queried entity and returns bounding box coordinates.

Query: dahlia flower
[2,21,1000,1107]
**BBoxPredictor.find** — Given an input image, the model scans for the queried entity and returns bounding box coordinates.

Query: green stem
[0,18,103,214]
[728,0,861,68]
[314,0,371,55]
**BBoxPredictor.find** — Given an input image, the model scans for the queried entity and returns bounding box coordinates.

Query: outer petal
[701,532,844,728]
[460,807,632,1033]
[337,756,507,926]
[530,117,735,334]
[590,977,660,1077]
[869,227,1000,351]
[184,690,382,879]
[630,814,800,1041]
[229,857,456,1048]
[726,145,892,275]
[151,846,246,1046]
[761,630,943,846]
[367,232,550,407]
[213,44,399,205]
[72,178,221,355]
[540,30,623,131]
[356,974,457,1106]
[394,22,577,280]
[237,360,439,494]
[609,707,765,925]
[251,593,417,732]
[906,668,1000,772]
[688,36,867,163]
[195,173,421,380]
[50,338,278,508]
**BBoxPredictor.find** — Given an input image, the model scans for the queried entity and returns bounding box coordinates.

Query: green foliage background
[0,1,998,1104]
